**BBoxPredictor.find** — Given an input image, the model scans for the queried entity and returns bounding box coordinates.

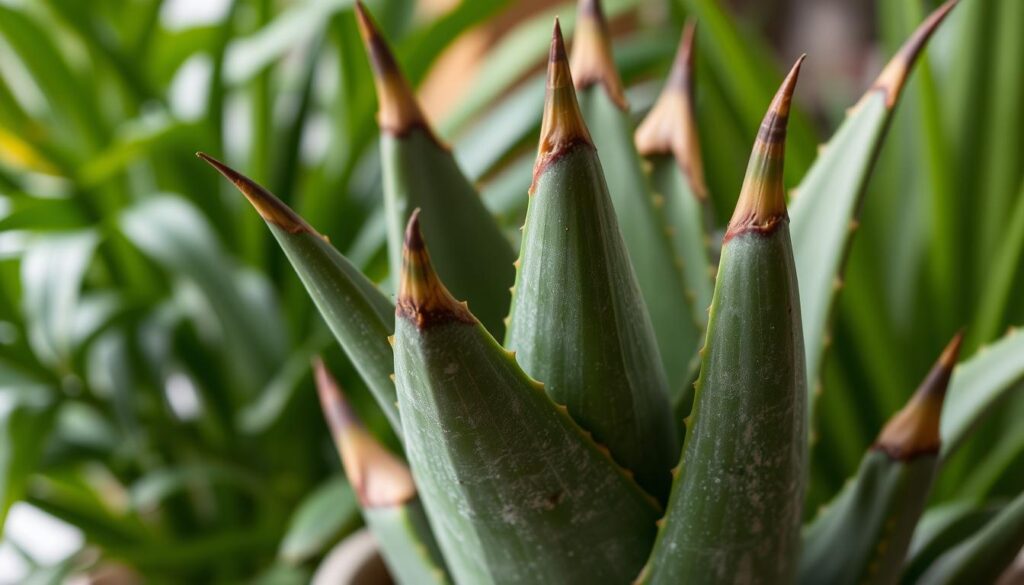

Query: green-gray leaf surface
[578,87,702,403]
[394,215,660,584]
[380,130,516,337]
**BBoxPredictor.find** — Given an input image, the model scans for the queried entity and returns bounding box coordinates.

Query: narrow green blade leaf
[789,0,959,418]
[918,490,1024,585]
[198,154,401,435]
[641,59,808,585]
[20,231,99,367]
[970,179,1024,347]
[0,5,106,149]
[505,22,677,500]
[395,211,660,584]
[356,3,516,338]
[571,1,702,401]
[1,390,56,530]
[798,335,961,585]
[940,327,1024,458]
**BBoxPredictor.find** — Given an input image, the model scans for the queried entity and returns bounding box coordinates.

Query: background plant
[0,0,1021,582]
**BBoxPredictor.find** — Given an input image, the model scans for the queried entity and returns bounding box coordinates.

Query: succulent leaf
[505,20,678,501]
[314,359,449,585]
[394,211,661,585]
[570,0,703,403]
[788,0,959,423]
[797,333,962,585]
[199,153,401,435]
[636,22,716,324]
[355,2,516,339]
[640,58,808,584]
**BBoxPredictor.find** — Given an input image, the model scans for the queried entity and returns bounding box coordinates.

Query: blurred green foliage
[0,0,1020,581]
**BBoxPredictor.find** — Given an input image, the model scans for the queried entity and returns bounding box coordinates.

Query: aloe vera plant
[3,0,1024,582]
[188,0,1024,582]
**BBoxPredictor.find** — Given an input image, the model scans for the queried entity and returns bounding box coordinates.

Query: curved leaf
[790,1,958,423]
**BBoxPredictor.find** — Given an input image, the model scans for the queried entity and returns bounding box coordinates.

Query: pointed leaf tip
[874,331,964,460]
[534,18,593,186]
[569,0,627,110]
[198,152,312,234]
[397,210,474,328]
[634,20,707,199]
[867,0,958,108]
[725,55,804,241]
[313,358,416,508]
[353,1,430,136]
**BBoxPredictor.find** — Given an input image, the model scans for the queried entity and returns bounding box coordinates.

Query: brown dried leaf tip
[313,357,416,508]
[354,1,432,137]
[570,0,628,110]
[860,0,958,110]
[873,331,964,460]
[725,55,804,242]
[197,152,314,234]
[533,19,594,190]
[396,209,474,328]
[634,21,708,200]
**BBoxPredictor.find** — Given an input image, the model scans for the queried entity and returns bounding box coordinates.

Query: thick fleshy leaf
[788,0,959,418]
[394,211,660,584]
[636,22,715,323]
[571,0,702,401]
[505,21,677,500]
[314,359,449,585]
[198,154,401,435]
[641,58,808,585]
[918,490,1024,585]
[356,3,516,338]
[797,334,961,585]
